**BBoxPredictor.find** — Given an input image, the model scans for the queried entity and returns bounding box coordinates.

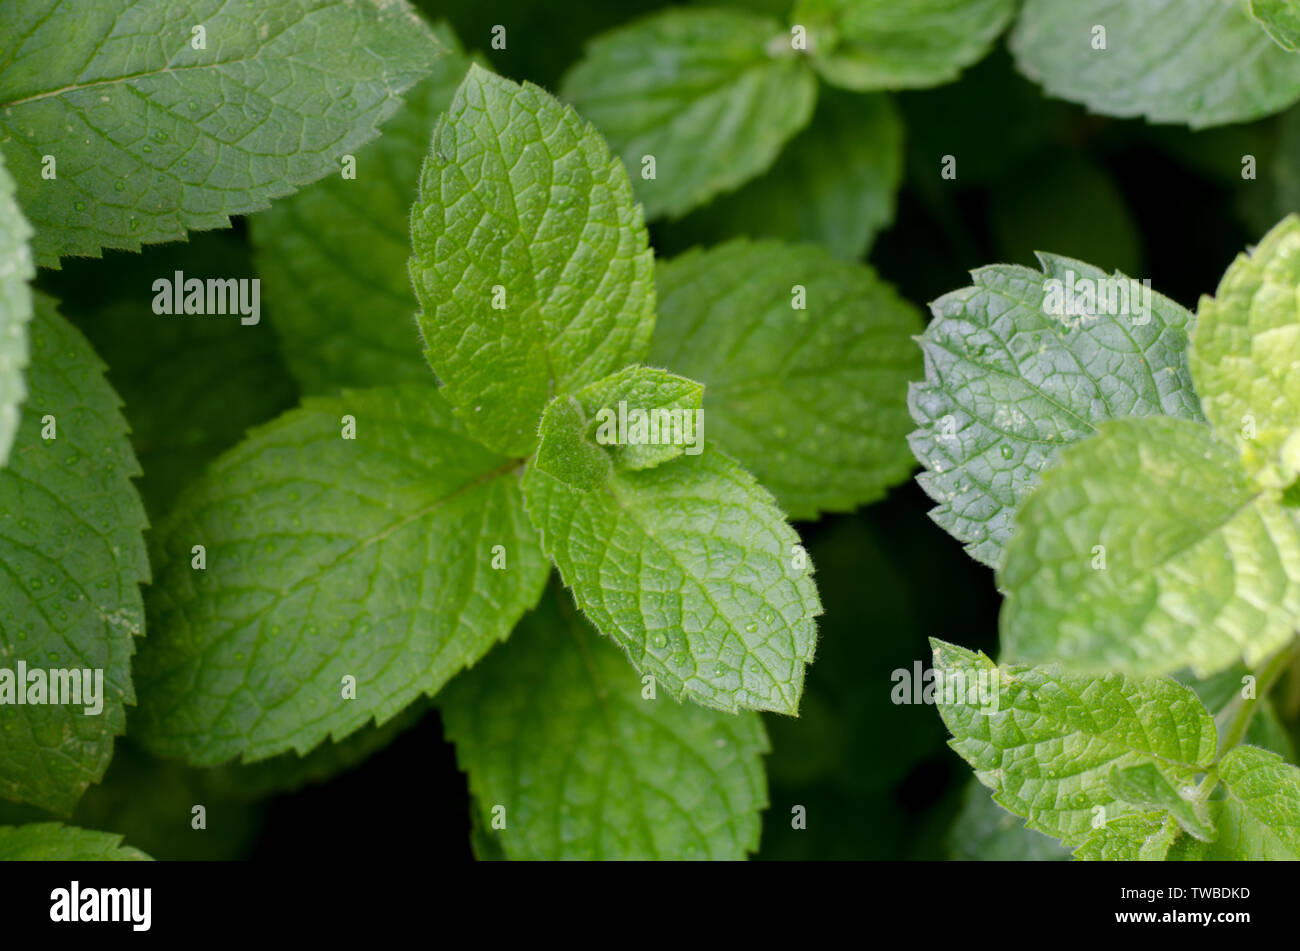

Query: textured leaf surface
[1252,0,1300,51]
[0,148,33,468]
[0,295,148,815]
[410,65,655,457]
[560,8,817,219]
[441,586,769,860]
[652,240,922,519]
[1190,215,1300,490]
[1073,812,1202,861]
[0,0,440,267]
[1000,416,1300,678]
[524,382,822,715]
[0,822,150,860]
[1107,764,1214,841]
[132,384,548,765]
[1208,745,1300,859]
[909,254,1201,567]
[1011,0,1300,128]
[658,90,902,261]
[932,640,1217,847]
[252,20,471,395]
[795,0,1016,91]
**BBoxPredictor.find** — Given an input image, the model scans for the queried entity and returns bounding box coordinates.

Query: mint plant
[913,217,1300,860]
[0,0,925,860]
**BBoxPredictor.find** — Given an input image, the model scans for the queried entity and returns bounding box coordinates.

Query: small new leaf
[410,65,655,457]
[1107,764,1214,842]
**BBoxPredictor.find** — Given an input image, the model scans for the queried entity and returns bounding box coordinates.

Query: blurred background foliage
[7,0,1300,859]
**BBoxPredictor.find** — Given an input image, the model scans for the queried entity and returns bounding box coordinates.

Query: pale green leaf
[0,148,33,468]
[531,366,704,487]
[1190,215,1300,490]
[658,90,903,261]
[0,822,150,860]
[1208,744,1300,859]
[794,0,1016,91]
[651,239,922,520]
[0,294,148,815]
[560,8,817,219]
[1073,812,1205,861]
[1251,0,1300,51]
[1011,0,1300,128]
[524,374,822,715]
[441,585,769,860]
[1108,764,1214,841]
[131,384,549,765]
[0,0,441,267]
[409,65,655,457]
[252,20,472,394]
[909,254,1201,568]
[931,639,1217,847]
[1001,416,1300,678]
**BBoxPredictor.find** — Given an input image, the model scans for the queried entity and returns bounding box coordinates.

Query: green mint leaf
[410,65,655,457]
[0,0,441,267]
[949,781,1071,860]
[1208,745,1300,859]
[532,366,704,487]
[131,384,548,765]
[1011,0,1300,128]
[1190,215,1300,490]
[651,240,922,520]
[999,416,1300,677]
[524,380,822,715]
[1107,764,1215,842]
[1251,0,1300,51]
[1073,812,1206,861]
[0,822,150,860]
[0,294,148,815]
[559,8,817,220]
[252,20,472,395]
[0,147,33,469]
[441,585,769,860]
[657,90,903,261]
[794,0,1016,91]
[931,639,1217,847]
[909,254,1201,568]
